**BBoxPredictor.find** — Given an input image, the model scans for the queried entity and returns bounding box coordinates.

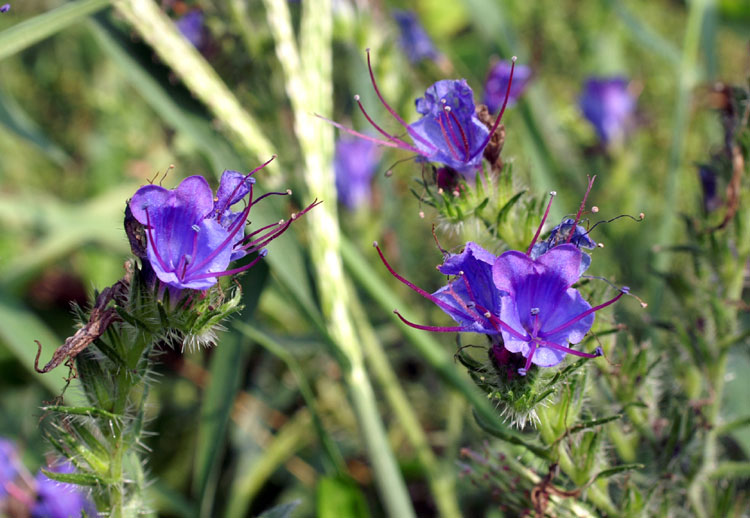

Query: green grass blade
[0,0,110,61]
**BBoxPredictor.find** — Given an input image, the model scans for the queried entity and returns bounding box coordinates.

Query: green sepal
[41,468,109,487]
[75,350,117,411]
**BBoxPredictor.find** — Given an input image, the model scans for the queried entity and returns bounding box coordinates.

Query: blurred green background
[1,0,750,516]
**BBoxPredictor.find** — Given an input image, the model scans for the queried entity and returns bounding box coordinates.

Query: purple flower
[175,10,206,50]
[323,52,520,177]
[0,4,9,13]
[0,438,20,497]
[579,77,636,145]
[334,138,381,209]
[392,10,440,63]
[377,181,628,376]
[31,463,96,518]
[128,158,318,291]
[484,60,531,113]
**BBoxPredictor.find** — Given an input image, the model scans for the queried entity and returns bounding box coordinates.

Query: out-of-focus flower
[128,158,319,290]
[484,60,531,113]
[0,4,9,13]
[175,10,206,50]
[31,463,96,518]
[323,51,518,177]
[392,10,440,63]
[579,77,636,145]
[0,438,20,497]
[698,165,721,212]
[334,137,381,209]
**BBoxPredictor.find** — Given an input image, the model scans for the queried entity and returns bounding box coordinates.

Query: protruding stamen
[567,175,597,244]
[393,310,470,333]
[519,340,537,376]
[540,340,602,359]
[526,190,557,255]
[366,49,437,150]
[543,288,627,337]
[445,106,471,159]
[437,112,462,161]
[354,95,422,153]
[468,56,517,161]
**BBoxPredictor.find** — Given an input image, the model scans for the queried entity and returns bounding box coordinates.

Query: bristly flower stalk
[34,162,316,516]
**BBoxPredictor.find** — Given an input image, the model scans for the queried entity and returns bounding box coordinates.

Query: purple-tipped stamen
[188,249,269,281]
[467,56,517,162]
[540,340,602,359]
[543,289,627,337]
[366,49,437,150]
[436,111,463,161]
[526,190,557,255]
[566,175,597,244]
[144,208,173,276]
[393,309,470,333]
[354,95,422,153]
[445,106,471,159]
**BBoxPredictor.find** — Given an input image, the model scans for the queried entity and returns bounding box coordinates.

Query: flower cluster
[376,179,628,376]
[128,157,318,292]
[324,51,519,178]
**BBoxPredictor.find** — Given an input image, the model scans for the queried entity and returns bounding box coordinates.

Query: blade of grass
[235,322,347,477]
[110,0,277,177]
[0,0,110,61]
[223,409,314,518]
[193,264,269,518]
[261,0,415,515]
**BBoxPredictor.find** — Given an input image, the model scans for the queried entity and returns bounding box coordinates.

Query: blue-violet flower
[377,182,628,375]
[392,10,440,63]
[128,158,318,291]
[484,60,531,113]
[580,77,636,145]
[324,51,518,177]
[334,137,381,210]
[0,4,9,13]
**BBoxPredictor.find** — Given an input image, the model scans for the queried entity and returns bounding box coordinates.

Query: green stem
[260,0,416,515]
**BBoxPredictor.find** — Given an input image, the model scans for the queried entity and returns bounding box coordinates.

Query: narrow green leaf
[710,462,750,479]
[40,468,107,487]
[0,0,110,61]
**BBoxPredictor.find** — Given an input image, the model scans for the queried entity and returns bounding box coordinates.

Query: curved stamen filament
[519,341,537,375]
[543,289,626,337]
[437,112,462,161]
[566,175,597,244]
[468,56,517,161]
[366,49,437,150]
[187,250,268,282]
[540,340,601,359]
[458,276,530,341]
[446,107,471,159]
[394,310,470,333]
[355,96,422,154]
[315,114,413,150]
[143,208,172,275]
[217,156,275,216]
[526,190,557,255]
[186,200,253,276]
